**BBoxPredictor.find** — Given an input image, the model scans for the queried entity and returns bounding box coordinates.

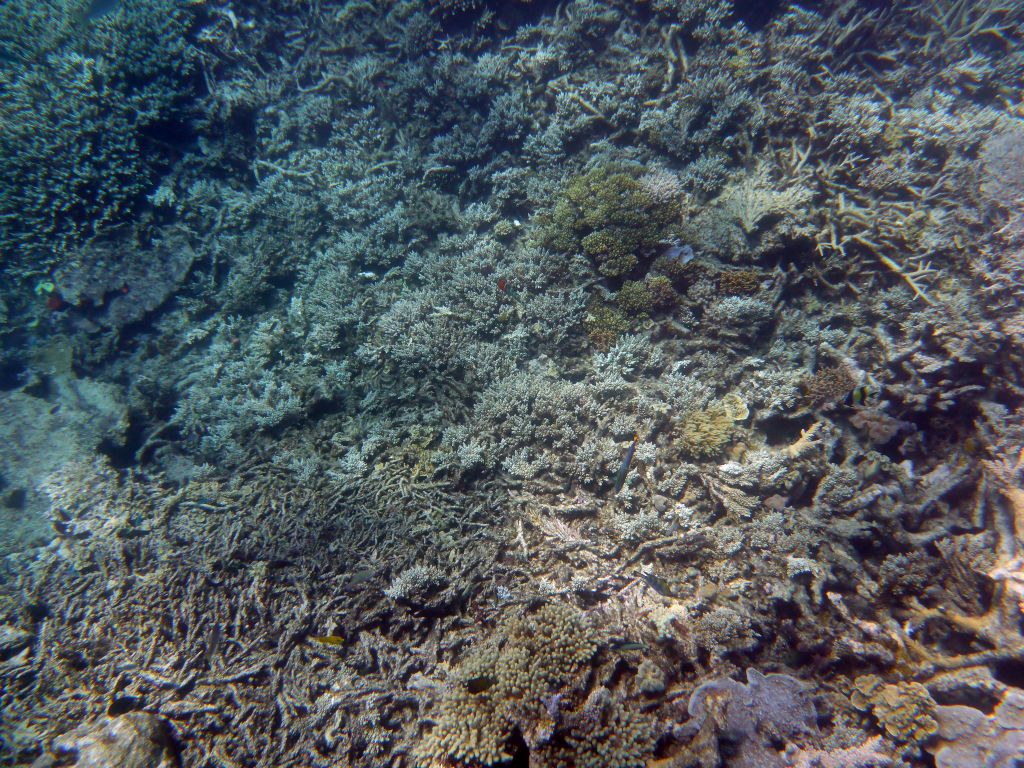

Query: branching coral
[5,3,1024,768]
[802,365,857,409]
[415,602,632,768]
[545,166,681,278]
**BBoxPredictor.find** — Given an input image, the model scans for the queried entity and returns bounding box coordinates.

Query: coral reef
[850,675,939,749]
[677,397,745,458]
[1,0,1024,767]
[676,669,818,768]
[51,713,177,768]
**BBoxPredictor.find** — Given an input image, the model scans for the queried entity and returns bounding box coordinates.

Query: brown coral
[537,688,653,768]
[414,602,602,768]
[585,301,631,350]
[802,365,857,408]
[718,268,764,295]
[850,675,939,746]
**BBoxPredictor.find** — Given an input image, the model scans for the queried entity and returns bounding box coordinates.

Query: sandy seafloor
[2,0,1024,766]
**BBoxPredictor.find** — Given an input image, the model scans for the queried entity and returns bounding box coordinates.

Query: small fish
[204,624,221,666]
[609,638,646,652]
[497,277,507,293]
[662,243,695,264]
[309,635,346,646]
[464,675,497,694]
[844,385,877,408]
[345,567,377,588]
[639,572,675,597]
[613,433,639,493]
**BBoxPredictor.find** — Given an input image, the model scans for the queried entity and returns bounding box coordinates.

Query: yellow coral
[414,603,600,768]
[851,675,939,745]
[678,402,738,458]
[721,393,749,421]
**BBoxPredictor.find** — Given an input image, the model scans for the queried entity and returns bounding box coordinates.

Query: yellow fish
[309,635,346,647]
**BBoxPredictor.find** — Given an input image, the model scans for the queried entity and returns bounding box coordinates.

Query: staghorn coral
[384,565,448,604]
[0,0,198,266]
[4,2,1024,768]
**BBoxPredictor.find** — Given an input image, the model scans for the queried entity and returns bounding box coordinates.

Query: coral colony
[2,1,1024,766]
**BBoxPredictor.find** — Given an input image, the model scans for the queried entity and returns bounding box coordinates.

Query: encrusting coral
[927,687,1024,768]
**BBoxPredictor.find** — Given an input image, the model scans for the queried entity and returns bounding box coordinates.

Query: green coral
[585,301,631,350]
[616,280,654,315]
[616,276,678,316]
[545,167,680,278]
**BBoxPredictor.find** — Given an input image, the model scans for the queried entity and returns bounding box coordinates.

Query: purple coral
[686,669,817,768]
[928,689,1024,768]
